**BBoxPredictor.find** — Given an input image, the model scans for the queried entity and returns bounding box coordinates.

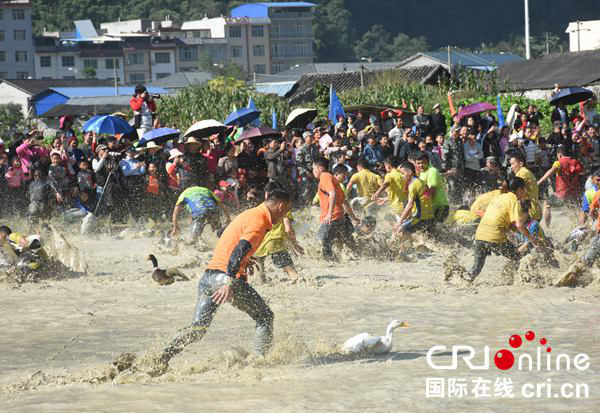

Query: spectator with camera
[129,84,158,139]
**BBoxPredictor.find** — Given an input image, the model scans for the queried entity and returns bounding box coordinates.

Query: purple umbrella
[457,102,496,120]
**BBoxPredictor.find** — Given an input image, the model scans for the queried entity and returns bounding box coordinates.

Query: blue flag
[328,84,345,123]
[496,95,505,127]
[247,97,261,126]
[272,108,277,129]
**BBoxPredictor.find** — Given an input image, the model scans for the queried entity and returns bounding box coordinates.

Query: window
[210,46,225,59]
[129,73,146,84]
[41,77,52,80]
[154,52,170,64]
[128,53,144,65]
[0,73,7,79]
[253,45,265,57]
[251,25,264,37]
[15,50,27,62]
[229,26,241,38]
[13,29,26,41]
[61,55,74,67]
[179,47,197,61]
[231,46,242,58]
[16,71,28,79]
[156,72,170,79]
[271,63,287,74]
[192,31,201,38]
[253,64,266,74]
[12,9,25,20]
[40,56,51,67]
[83,59,97,69]
[0,31,4,42]
[0,52,5,62]
[105,58,120,69]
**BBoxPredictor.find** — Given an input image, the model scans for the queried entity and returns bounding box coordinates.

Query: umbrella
[184,119,228,138]
[82,115,134,135]
[457,102,497,120]
[284,108,317,130]
[235,127,281,144]
[224,107,261,127]
[550,87,594,106]
[138,128,181,147]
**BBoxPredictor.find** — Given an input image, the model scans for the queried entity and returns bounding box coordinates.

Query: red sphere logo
[494,349,515,370]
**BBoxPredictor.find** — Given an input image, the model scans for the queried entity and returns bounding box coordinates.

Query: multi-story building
[231,2,315,74]
[0,0,35,79]
[180,17,271,74]
[34,22,125,83]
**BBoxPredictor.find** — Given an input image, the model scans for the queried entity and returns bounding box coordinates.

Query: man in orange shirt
[312,157,360,261]
[151,190,292,374]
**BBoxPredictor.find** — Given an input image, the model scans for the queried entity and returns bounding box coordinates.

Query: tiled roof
[149,71,213,89]
[1,79,115,96]
[286,65,447,104]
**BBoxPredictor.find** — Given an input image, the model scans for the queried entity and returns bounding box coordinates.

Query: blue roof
[49,86,167,98]
[232,2,316,18]
[422,51,524,67]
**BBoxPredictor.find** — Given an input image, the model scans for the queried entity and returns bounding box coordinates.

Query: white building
[566,20,600,52]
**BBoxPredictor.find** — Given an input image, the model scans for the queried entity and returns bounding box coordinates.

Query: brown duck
[147,254,190,285]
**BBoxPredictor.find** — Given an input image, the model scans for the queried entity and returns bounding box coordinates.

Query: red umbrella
[235,127,281,144]
[457,102,496,120]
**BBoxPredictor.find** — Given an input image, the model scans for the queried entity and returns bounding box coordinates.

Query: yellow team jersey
[407,177,434,221]
[384,169,407,215]
[446,209,480,226]
[516,167,541,220]
[470,189,502,215]
[475,192,522,243]
[254,211,293,257]
[352,168,383,197]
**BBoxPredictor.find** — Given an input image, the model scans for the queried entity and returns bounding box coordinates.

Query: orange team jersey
[207,202,273,280]
[590,191,600,231]
[318,172,345,222]
[146,175,160,195]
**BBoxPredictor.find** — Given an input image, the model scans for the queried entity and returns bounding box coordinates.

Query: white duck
[342,319,409,355]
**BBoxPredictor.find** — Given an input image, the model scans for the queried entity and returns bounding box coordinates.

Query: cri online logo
[427,330,591,371]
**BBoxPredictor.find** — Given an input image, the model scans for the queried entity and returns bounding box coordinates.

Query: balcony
[270,31,314,40]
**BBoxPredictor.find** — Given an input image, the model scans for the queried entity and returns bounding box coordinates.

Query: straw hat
[168,148,184,160]
[95,144,108,153]
[184,137,202,146]
[137,141,163,152]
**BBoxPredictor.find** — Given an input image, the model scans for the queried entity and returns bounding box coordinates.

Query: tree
[0,103,25,137]
[391,33,429,61]
[353,25,393,61]
[198,51,247,80]
[313,0,355,61]
[82,66,97,79]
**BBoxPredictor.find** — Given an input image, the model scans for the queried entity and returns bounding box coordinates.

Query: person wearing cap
[430,103,447,137]
[166,148,184,192]
[92,144,118,215]
[296,131,319,203]
[480,156,506,192]
[130,84,157,139]
[171,185,231,242]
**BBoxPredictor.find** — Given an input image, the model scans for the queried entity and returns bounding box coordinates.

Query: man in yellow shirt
[371,156,407,220]
[470,179,508,217]
[510,154,543,222]
[254,182,304,283]
[393,161,434,239]
[347,158,382,213]
[465,177,540,282]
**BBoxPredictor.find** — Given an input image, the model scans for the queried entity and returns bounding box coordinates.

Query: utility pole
[359,64,364,89]
[575,20,591,52]
[524,0,531,59]
[113,59,119,95]
[545,32,549,54]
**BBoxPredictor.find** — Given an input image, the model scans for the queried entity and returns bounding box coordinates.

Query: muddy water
[0,210,599,412]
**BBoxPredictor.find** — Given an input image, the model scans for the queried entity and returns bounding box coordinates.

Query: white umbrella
[184,119,228,138]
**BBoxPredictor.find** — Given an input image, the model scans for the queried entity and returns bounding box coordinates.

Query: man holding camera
[129,84,157,139]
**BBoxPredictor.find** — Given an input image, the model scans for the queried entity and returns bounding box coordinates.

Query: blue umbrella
[224,107,261,127]
[82,115,134,135]
[139,128,181,147]
[550,87,594,106]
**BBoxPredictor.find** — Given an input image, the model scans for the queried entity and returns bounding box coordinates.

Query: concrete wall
[34,53,125,82]
[150,49,176,81]
[566,20,600,52]
[0,81,30,116]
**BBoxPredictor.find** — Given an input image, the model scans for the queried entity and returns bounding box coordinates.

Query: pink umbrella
[457,102,496,120]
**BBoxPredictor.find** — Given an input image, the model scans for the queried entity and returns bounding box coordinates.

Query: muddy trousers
[318,217,357,260]
[583,234,600,266]
[469,240,520,279]
[162,269,274,359]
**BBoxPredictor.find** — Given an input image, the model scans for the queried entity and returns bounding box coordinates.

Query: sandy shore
[0,210,599,412]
